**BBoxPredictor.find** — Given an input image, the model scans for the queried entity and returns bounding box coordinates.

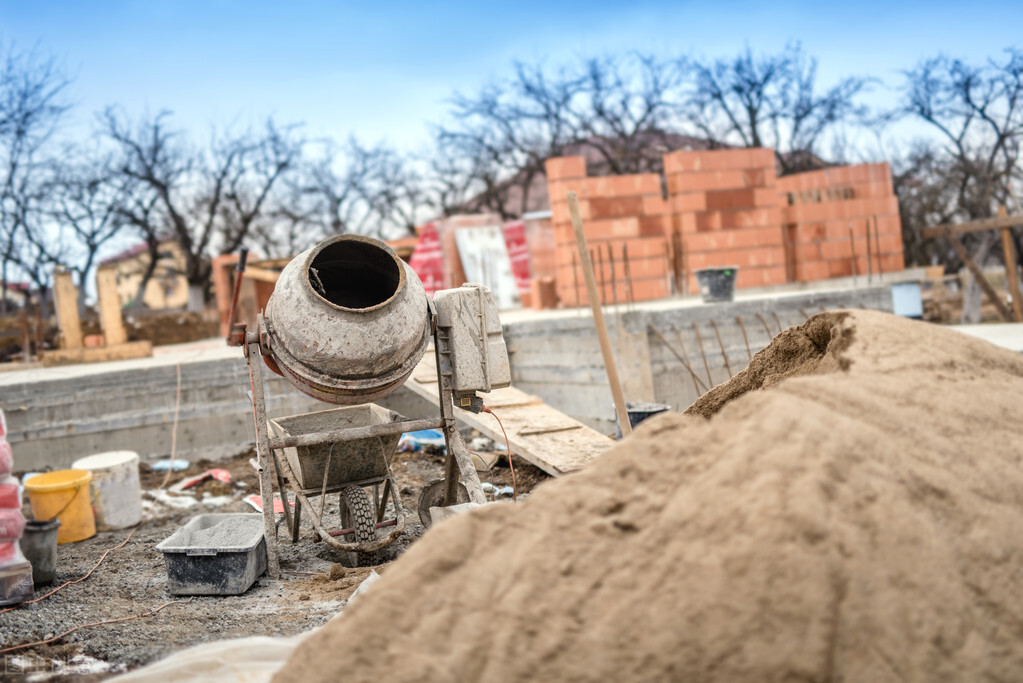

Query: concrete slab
[953,324,1023,352]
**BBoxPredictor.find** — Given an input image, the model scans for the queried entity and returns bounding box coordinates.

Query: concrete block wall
[777,163,904,282]
[542,151,905,309]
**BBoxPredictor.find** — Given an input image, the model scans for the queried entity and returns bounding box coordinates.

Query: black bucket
[694,266,739,303]
[20,518,60,586]
[615,401,671,439]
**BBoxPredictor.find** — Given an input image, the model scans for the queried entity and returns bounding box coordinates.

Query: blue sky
[2,0,1021,151]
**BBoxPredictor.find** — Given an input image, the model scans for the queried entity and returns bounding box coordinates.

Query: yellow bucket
[25,469,97,544]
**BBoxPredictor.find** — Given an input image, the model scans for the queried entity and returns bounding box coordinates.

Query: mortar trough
[268,404,402,491]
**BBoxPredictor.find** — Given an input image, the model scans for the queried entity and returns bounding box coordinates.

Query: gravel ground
[0,439,548,680]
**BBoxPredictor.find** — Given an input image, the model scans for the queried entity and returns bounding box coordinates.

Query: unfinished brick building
[544,148,903,306]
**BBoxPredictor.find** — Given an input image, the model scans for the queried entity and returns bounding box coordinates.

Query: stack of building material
[664,148,787,292]
[546,157,672,306]
[777,163,903,282]
[0,407,33,606]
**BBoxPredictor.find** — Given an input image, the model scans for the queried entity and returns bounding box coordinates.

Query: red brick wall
[546,158,671,307]
[665,148,787,291]
[542,153,905,308]
[777,163,904,281]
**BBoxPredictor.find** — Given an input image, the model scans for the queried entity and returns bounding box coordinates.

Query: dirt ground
[0,437,547,680]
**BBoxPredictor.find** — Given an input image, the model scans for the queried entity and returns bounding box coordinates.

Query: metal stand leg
[433,330,486,506]
[245,338,282,579]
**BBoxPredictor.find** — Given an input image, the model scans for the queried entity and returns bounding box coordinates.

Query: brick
[625,256,670,278]
[669,192,707,213]
[547,180,586,204]
[550,199,591,225]
[613,174,662,196]
[629,278,669,301]
[827,259,854,278]
[583,217,641,240]
[696,208,780,231]
[638,216,669,237]
[588,196,645,220]
[754,226,784,247]
[801,261,832,282]
[735,268,766,289]
[821,240,854,260]
[794,223,826,241]
[704,188,779,211]
[668,170,752,194]
[796,243,822,262]
[642,195,670,216]
[672,212,698,234]
[611,237,668,259]
[545,156,586,180]
[663,147,776,173]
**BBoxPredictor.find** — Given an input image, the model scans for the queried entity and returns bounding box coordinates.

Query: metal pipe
[269,418,445,451]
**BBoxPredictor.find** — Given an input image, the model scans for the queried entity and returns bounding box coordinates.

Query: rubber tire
[339,485,376,544]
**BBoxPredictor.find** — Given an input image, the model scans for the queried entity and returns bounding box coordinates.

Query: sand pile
[276,311,1023,682]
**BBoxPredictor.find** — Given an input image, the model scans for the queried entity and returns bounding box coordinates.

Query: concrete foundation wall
[0,348,322,470]
[1,284,896,470]
[504,285,895,435]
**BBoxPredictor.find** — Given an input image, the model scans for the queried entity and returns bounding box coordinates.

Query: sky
[2,0,1021,154]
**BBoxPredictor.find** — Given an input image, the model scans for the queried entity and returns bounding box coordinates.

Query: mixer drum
[262,234,432,405]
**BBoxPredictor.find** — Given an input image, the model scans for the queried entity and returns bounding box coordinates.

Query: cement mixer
[228,234,510,578]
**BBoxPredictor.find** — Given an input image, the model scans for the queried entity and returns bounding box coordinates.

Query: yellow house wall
[110,241,190,310]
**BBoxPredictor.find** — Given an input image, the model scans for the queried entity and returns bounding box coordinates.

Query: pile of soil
[276,310,1023,682]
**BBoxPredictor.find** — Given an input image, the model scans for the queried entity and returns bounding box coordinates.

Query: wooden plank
[53,268,83,350]
[242,266,282,284]
[948,235,1014,322]
[402,353,612,476]
[998,206,1023,323]
[40,341,153,367]
[921,213,1023,239]
[96,266,127,346]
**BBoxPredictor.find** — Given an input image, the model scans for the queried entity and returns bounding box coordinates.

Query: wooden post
[96,266,128,346]
[947,232,1014,322]
[997,206,1023,322]
[567,192,633,438]
[53,268,83,350]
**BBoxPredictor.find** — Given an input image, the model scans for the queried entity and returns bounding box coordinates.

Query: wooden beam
[242,266,281,284]
[921,213,1023,239]
[998,206,1023,322]
[948,234,1014,322]
[96,266,127,346]
[53,268,83,350]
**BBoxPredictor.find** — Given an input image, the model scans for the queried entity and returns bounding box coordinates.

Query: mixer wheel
[339,485,376,544]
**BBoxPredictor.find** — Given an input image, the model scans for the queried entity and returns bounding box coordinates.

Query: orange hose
[481,406,516,502]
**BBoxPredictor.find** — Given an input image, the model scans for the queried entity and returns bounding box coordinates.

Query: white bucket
[71,451,142,530]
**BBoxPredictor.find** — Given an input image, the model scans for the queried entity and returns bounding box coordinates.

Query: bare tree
[687,43,869,174]
[0,41,71,315]
[439,60,586,218]
[569,53,688,174]
[897,50,1022,231]
[297,138,429,242]
[104,109,301,311]
[895,49,1023,321]
[47,150,129,304]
